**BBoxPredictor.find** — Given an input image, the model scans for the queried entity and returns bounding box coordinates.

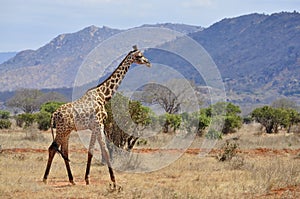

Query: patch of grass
[1,125,300,198]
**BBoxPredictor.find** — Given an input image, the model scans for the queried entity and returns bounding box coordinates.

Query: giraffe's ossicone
[43,46,151,188]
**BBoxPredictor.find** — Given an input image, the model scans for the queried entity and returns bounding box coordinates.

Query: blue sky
[1,0,299,52]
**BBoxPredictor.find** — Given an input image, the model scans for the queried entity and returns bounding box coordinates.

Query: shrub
[104,93,152,150]
[0,110,10,119]
[15,113,35,128]
[40,101,65,114]
[222,114,243,134]
[159,113,181,133]
[183,111,211,135]
[0,119,12,129]
[217,140,239,161]
[35,111,51,131]
[210,102,242,134]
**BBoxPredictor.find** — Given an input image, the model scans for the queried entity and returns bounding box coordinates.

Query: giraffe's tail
[50,141,70,162]
[50,114,55,141]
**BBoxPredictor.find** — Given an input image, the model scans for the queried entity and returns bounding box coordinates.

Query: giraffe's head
[129,45,151,67]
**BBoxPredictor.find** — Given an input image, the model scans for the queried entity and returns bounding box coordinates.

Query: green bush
[35,111,51,131]
[159,113,181,133]
[16,113,35,128]
[222,114,243,134]
[0,119,12,129]
[40,101,65,114]
[208,102,243,134]
[0,110,10,119]
[183,111,211,135]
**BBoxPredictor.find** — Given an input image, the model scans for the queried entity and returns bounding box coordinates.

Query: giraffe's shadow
[43,179,75,189]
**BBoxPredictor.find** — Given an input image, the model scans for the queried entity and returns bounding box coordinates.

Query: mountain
[0,23,202,92]
[190,12,300,104]
[0,12,299,106]
[0,25,122,91]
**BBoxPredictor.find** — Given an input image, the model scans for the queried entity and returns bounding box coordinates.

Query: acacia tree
[6,89,67,113]
[133,79,200,133]
[134,83,180,114]
[251,106,291,134]
[7,89,43,113]
[134,79,201,114]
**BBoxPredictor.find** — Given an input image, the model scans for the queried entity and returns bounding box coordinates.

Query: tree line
[1,88,300,150]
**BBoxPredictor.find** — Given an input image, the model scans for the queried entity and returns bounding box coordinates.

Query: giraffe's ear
[132,45,138,51]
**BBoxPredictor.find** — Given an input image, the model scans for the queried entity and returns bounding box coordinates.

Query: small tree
[0,110,11,129]
[286,109,300,133]
[35,111,51,131]
[15,113,35,128]
[134,83,181,114]
[0,119,11,129]
[104,93,152,150]
[7,89,67,113]
[209,102,242,134]
[0,110,10,119]
[185,110,211,135]
[161,113,181,133]
[251,106,292,134]
[7,89,43,113]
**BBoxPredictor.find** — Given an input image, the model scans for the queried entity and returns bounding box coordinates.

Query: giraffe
[42,45,151,188]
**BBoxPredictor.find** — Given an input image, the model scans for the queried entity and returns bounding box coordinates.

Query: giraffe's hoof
[85,179,90,185]
[43,178,47,184]
[70,180,76,185]
[109,183,122,192]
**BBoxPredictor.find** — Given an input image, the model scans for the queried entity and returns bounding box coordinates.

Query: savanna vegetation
[1,89,300,198]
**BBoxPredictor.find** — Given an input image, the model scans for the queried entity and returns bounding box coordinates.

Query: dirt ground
[1,123,300,198]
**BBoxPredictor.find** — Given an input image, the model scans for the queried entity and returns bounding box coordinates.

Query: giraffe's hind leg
[43,142,58,184]
[61,142,75,185]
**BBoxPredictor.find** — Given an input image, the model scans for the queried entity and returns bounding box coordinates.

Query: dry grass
[1,124,300,198]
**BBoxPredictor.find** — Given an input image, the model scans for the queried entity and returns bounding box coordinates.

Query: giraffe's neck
[93,53,134,103]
